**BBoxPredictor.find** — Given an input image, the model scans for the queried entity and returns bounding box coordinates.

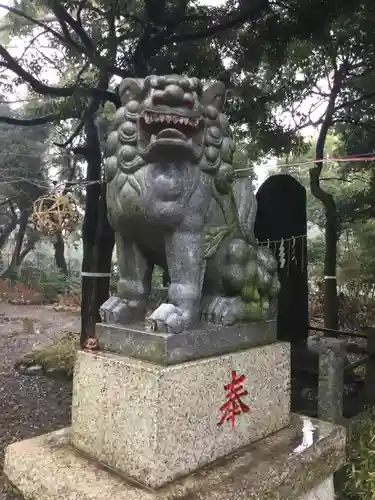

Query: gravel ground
[0,304,80,499]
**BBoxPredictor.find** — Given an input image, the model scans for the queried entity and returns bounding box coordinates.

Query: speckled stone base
[71,343,290,488]
[3,416,345,500]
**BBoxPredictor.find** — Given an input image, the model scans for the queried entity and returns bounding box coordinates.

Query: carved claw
[99,296,145,324]
[202,295,268,325]
[202,296,244,326]
[147,303,186,334]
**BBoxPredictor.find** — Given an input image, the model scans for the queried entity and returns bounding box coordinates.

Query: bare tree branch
[11,29,48,71]
[50,0,95,54]
[53,11,84,52]
[54,106,90,148]
[0,3,127,78]
[0,45,119,104]
[0,113,61,125]
[321,176,368,183]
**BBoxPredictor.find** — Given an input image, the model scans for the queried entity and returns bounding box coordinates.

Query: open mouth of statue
[138,110,205,159]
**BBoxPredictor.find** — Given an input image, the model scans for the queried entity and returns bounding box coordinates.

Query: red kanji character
[217,370,250,428]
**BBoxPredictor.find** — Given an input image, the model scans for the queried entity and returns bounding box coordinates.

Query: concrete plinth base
[95,318,277,365]
[3,415,345,500]
[71,343,290,488]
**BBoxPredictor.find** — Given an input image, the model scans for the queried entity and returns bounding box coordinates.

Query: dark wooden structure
[255,174,308,344]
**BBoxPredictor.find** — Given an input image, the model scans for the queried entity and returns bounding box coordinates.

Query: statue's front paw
[99,296,144,324]
[147,303,188,334]
[202,295,269,325]
[202,296,245,326]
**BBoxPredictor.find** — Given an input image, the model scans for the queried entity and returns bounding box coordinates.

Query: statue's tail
[231,174,257,244]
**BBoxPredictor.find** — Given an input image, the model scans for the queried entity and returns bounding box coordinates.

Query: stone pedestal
[95,318,277,365]
[4,415,345,500]
[3,325,346,500]
[71,342,290,488]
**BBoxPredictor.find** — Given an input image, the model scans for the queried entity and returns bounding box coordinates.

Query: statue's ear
[201,81,227,110]
[118,78,145,104]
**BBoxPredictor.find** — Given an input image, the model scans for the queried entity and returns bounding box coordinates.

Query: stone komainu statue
[100,75,280,333]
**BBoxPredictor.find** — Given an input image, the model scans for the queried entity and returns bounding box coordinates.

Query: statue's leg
[201,240,279,325]
[100,233,153,324]
[148,230,205,333]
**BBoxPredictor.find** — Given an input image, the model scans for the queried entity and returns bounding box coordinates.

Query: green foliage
[15,264,80,300]
[274,134,339,229]
[307,236,324,281]
[343,408,375,500]
[274,134,370,230]
[0,0,363,162]
[38,270,79,300]
[305,221,375,296]
[337,223,375,296]
[15,331,79,378]
[274,134,375,294]
[0,99,50,206]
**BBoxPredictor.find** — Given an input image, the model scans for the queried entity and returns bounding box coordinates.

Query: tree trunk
[80,114,101,345]
[92,185,115,325]
[0,201,18,249]
[309,62,348,333]
[19,239,36,262]
[311,128,339,333]
[0,218,17,249]
[79,107,115,347]
[3,212,29,279]
[53,233,68,275]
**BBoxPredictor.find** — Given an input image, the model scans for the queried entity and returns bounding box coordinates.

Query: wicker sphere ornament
[31,192,80,237]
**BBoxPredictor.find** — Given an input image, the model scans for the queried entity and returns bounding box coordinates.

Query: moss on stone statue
[243,298,265,321]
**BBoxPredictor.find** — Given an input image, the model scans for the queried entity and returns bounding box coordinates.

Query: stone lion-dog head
[104,75,237,212]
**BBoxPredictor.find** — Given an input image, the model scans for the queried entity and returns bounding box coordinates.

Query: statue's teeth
[144,111,201,127]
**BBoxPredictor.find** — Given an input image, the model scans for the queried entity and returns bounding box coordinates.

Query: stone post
[317,337,345,423]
